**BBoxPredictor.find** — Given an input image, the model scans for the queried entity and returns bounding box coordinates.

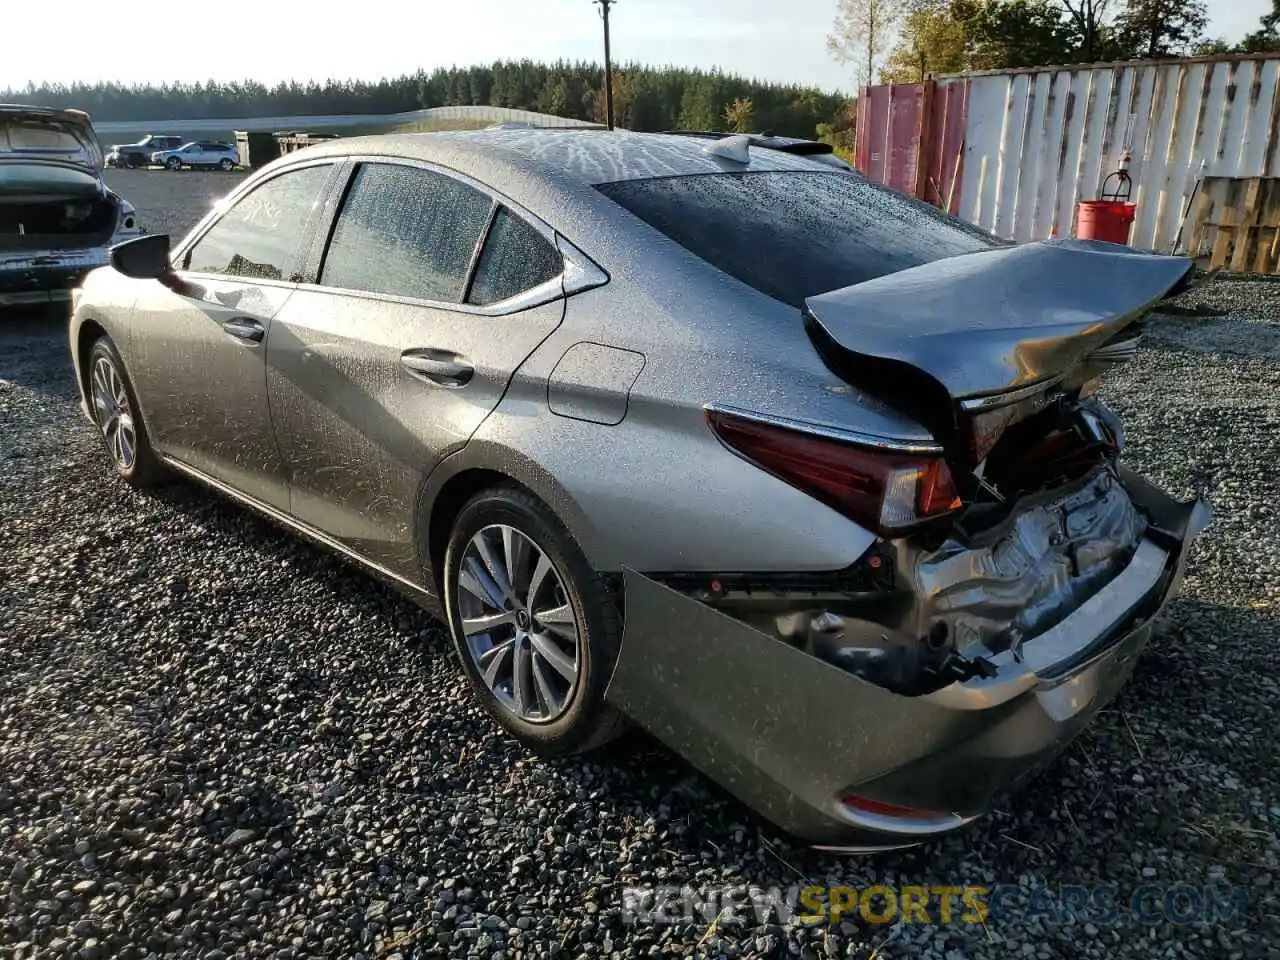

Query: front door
[266,160,569,580]
[125,161,337,509]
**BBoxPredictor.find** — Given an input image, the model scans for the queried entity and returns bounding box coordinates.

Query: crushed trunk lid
[0,104,104,172]
[803,239,1194,465]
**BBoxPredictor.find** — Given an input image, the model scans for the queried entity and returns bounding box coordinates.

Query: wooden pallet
[1186,176,1280,274]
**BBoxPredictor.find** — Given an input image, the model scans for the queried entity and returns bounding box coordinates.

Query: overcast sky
[1,0,1271,95]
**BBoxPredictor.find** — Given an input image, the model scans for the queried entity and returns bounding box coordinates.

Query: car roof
[293,128,838,188]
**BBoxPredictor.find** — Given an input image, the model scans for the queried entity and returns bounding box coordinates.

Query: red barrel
[1075,200,1137,245]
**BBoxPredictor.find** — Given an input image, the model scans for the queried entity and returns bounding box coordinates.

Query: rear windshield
[596,171,1003,307]
[0,119,91,161]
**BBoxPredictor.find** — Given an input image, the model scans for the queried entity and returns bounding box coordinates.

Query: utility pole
[595,0,616,130]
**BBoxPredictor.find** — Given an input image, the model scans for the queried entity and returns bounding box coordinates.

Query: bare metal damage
[913,467,1147,660]
[605,469,1209,848]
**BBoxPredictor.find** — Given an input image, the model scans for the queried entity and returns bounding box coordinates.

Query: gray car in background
[68,130,1209,851]
[151,141,240,171]
[106,134,184,168]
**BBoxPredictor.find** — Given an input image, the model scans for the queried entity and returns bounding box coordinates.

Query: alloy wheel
[455,524,582,723]
[91,356,137,471]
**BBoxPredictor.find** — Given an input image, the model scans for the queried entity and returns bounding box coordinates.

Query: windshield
[597,171,1004,308]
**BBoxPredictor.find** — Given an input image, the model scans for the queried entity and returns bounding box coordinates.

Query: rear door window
[183,164,332,281]
[319,162,494,303]
[466,207,563,306]
[596,171,1003,307]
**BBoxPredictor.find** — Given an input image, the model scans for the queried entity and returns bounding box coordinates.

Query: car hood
[803,238,1195,401]
[0,104,104,172]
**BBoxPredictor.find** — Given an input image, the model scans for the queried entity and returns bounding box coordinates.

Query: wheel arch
[76,317,109,400]
[423,467,513,593]
[417,443,605,595]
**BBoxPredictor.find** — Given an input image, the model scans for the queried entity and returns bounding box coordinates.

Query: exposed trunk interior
[0,162,118,253]
[0,197,118,252]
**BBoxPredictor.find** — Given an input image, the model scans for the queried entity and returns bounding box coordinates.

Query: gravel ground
[105,168,250,239]
[0,174,1277,959]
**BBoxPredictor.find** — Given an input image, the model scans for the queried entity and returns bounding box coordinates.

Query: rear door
[266,159,568,581]
[125,160,340,509]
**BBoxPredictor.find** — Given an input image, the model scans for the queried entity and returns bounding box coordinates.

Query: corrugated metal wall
[859,55,1280,253]
[855,84,926,197]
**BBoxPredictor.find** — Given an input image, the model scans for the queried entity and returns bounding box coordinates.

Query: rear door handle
[222,316,265,343]
[400,350,474,387]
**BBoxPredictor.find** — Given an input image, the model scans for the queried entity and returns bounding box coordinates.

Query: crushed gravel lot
[1,171,1277,959]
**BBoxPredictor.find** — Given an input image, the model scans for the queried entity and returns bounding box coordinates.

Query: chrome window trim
[704,402,944,455]
[295,274,569,317]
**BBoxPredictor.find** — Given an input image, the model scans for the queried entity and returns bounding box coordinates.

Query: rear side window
[184,164,332,281]
[466,207,563,306]
[596,171,1002,308]
[320,162,493,302]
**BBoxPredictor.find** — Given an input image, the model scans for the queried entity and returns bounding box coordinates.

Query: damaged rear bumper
[0,248,111,307]
[605,469,1210,851]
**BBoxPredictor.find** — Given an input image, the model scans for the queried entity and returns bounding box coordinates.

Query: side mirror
[110,233,173,279]
[110,234,196,296]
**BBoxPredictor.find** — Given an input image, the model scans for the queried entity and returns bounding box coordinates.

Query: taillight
[705,408,961,537]
[963,385,1058,462]
[838,793,949,822]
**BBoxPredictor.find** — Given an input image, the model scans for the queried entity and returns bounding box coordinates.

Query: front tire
[443,486,626,756]
[165,157,182,171]
[87,337,167,487]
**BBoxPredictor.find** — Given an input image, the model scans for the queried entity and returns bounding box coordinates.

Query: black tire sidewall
[444,488,620,753]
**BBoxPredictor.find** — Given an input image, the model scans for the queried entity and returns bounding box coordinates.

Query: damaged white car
[1,104,142,308]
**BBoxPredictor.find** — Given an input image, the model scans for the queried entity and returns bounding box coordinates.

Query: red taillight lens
[705,408,961,537]
[838,793,949,821]
[965,387,1056,462]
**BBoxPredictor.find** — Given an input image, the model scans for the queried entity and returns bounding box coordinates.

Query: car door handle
[222,316,265,343]
[400,350,474,387]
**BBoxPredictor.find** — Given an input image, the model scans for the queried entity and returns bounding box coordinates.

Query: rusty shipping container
[858,54,1280,256]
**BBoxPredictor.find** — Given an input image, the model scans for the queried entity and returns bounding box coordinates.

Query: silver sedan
[69,130,1209,851]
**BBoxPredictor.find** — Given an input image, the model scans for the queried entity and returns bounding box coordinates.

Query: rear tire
[87,337,168,488]
[218,158,235,171]
[443,486,627,756]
